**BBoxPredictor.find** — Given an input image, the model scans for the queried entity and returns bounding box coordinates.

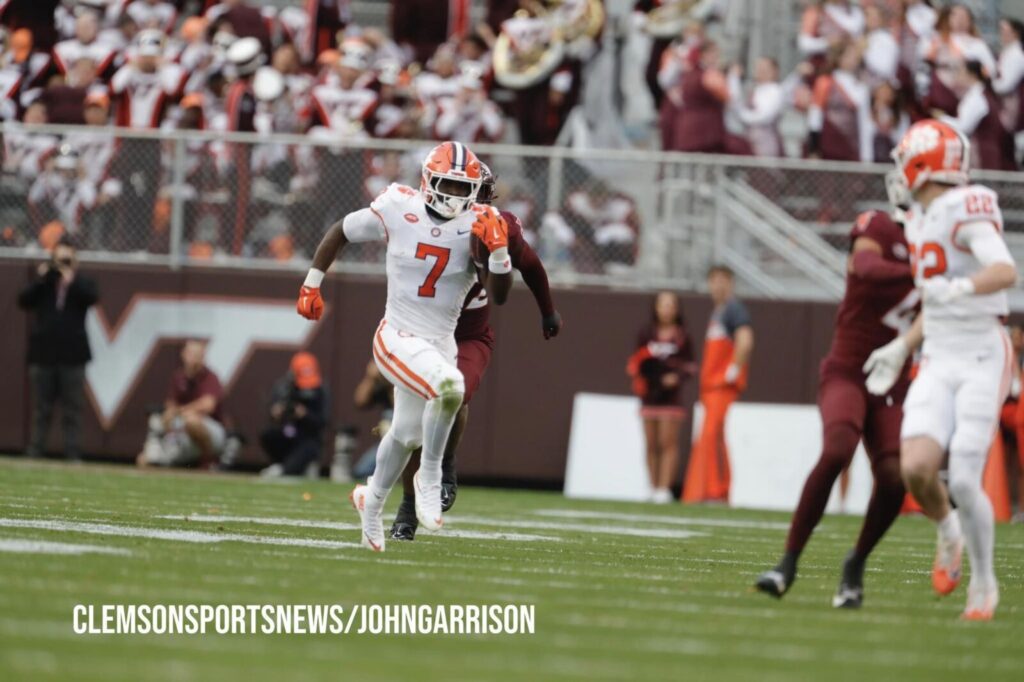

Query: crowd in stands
[658,0,1024,170]
[0,1,1022,265]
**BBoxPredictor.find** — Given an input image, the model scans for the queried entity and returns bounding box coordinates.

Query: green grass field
[0,458,1021,682]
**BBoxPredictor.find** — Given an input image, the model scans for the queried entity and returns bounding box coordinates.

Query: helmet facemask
[422,172,481,219]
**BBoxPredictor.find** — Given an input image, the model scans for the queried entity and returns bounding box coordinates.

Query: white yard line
[0,538,131,556]
[447,515,705,540]
[0,518,360,550]
[156,514,556,543]
[534,509,791,530]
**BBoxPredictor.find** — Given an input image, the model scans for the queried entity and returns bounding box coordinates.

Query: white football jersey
[368,183,478,340]
[904,184,1009,335]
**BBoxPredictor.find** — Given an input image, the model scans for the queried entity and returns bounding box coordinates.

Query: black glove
[542,311,562,340]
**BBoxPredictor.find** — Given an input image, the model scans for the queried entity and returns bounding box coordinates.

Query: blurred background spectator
[259,352,330,478]
[684,265,753,504]
[137,339,225,468]
[17,237,97,461]
[627,291,696,504]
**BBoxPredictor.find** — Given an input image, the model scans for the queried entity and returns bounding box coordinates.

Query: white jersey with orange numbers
[904,184,1009,337]
[347,183,478,340]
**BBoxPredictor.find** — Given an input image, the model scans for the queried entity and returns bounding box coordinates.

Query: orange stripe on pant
[374,323,438,399]
[683,388,738,503]
[372,340,430,400]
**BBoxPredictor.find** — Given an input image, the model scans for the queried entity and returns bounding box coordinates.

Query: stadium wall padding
[1,261,840,483]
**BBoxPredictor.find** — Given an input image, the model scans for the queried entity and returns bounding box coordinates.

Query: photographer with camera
[259,352,330,478]
[17,237,98,461]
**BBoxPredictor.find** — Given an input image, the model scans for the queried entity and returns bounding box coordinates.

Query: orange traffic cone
[983,434,1012,523]
[901,492,924,515]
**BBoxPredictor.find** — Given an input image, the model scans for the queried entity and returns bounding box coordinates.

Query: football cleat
[349,483,385,552]
[932,530,964,596]
[441,481,458,513]
[832,551,865,609]
[413,471,444,532]
[961,584,999,621]
[390,522,417,541]
[755,569,793,598]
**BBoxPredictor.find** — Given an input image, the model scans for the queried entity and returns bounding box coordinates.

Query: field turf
[0,458,1021,681]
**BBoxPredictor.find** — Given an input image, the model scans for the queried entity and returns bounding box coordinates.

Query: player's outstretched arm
[513,236,562,339]
[298,208,384,320]
[849,237,912,282]
[472,206,513,305]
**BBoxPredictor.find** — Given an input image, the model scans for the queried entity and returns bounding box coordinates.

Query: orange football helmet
[891,119,970,193]
[421,141,483,219]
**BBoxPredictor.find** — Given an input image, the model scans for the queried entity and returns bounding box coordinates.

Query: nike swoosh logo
[457,229,471,235]
[364,532,381,551]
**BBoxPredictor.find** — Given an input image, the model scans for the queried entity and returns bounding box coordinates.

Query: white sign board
[564,393,652,502]
[565,394,873,514]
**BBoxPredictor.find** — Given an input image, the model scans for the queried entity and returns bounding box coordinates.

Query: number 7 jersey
[904,184,1009,333]
[352,183,478,340]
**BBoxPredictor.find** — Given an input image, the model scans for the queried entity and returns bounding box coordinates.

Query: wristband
[303,269,325,288]
[489,248,512,275]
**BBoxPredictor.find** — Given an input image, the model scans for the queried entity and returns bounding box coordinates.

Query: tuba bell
[492,10,565,89]
[492,1,605,89]
[642,0,699,39]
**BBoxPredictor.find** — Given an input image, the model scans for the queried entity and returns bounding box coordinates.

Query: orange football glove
[471,206,509,252]
[297,285,324,320]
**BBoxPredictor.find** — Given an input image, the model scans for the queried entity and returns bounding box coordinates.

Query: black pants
[260,427,321,475]
[28,364,86,459]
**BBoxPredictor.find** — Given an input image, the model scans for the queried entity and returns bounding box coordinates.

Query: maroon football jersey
[455,209,525,341]
[822,211,918,376]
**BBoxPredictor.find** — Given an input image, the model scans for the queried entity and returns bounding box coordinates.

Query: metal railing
[3,122,1024,304]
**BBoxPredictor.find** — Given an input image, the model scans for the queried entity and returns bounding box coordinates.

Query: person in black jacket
[17,238,98,461]
[259,352,330,478]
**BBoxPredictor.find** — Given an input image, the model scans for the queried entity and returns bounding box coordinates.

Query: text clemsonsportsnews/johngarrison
[73,604,536,635]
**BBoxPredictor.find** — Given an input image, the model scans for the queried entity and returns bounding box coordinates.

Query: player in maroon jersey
[390,163,561,540]
[755,208,919,608]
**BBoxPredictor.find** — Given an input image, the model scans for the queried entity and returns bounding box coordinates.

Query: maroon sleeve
[851,250,913,282]
[504,210,555,318]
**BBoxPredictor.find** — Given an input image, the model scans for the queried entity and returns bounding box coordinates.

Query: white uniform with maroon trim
[343,182,476,401]
[901,184,1014,451]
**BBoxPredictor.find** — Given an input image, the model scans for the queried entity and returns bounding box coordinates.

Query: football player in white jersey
[863,120,1017,620]
[297,141,513,552]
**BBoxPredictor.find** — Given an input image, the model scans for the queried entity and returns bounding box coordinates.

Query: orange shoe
[931,531,964,596]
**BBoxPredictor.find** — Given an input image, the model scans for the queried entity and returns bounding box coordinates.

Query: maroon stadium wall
[0,260,839,482]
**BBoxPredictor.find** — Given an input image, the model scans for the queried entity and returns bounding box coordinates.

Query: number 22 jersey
[903,184,1009,336]
[343,183,478,340]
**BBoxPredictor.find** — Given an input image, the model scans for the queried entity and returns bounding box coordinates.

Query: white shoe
[413,471,444,531]
[962,583,999,621]
[349,483,385,552]
[651,488,673,504]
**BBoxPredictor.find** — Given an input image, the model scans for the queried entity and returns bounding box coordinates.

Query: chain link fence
[2,123,1023,302]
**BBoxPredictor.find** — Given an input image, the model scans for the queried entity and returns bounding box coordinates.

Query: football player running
[297,141,513,552]
[390,162,562,541]
[863,120,1017,620]
[756,196,918,608]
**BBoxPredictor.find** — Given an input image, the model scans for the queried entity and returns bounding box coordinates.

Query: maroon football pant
[456,335,494,405]
[785,373,906,559]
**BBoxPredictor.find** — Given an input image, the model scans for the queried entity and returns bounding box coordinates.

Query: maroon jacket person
[756,210,918,607]
[391,165,560,539]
